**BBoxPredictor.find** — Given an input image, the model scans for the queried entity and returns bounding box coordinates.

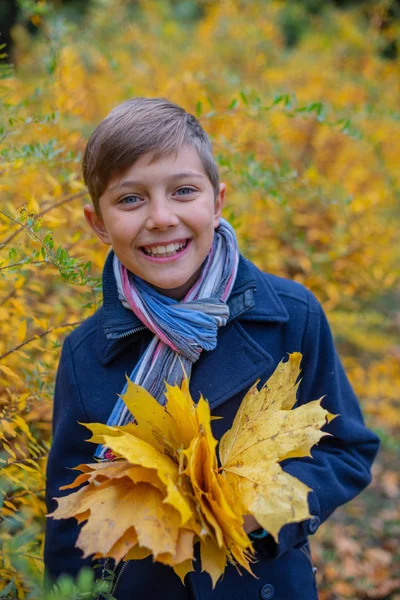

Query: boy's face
[84,144,225,300]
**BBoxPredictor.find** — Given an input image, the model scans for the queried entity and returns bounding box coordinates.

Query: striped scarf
[96,218,239,459]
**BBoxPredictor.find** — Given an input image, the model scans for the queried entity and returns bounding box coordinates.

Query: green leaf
[76,567,95,593]
[240,91,248,105]
[8,248,17,261]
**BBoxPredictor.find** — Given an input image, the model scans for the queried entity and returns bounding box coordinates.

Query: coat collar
[97,250,289,365]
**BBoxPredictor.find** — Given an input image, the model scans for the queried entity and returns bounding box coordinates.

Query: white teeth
[143,240,187,256]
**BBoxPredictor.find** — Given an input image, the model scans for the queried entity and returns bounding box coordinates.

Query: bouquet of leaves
[48,353,335,587]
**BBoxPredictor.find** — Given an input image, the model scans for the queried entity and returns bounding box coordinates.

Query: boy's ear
[213,183,226,228]
[83,204,111,245]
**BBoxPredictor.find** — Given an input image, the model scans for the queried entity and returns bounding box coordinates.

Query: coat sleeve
[255,289,380,559]
[44,336,100,584]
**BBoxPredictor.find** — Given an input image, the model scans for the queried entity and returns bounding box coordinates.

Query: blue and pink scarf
[96,218,239,459]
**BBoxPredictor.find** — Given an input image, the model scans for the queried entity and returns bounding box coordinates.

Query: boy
[44,97,380,599]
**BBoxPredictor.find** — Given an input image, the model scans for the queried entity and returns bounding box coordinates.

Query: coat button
[260,583,275,599]
[308,516,320,534]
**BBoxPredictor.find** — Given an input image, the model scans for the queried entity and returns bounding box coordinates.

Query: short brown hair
[82,97,220,215]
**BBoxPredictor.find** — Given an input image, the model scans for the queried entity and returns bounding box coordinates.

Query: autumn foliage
[0,1,399,598]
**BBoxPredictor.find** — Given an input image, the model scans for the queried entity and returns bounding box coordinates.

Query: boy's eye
[175,187,196,196]
[119,195,142,205]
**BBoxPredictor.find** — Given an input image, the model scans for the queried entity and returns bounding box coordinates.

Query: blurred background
[0,1,399,598]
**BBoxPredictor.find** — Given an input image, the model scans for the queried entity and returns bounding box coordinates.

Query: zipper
[95,558,110,600]
[111,561,129,596]
[106,325,146,340]
[300,545,318,577]
[228,300,254,324]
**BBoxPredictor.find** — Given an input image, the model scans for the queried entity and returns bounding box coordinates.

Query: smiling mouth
[141,239,189,258]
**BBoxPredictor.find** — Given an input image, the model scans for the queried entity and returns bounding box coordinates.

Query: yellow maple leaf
[219,352,336,540]
[48,352,335,588]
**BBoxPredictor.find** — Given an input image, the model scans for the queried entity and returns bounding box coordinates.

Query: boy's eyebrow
[108,172,206,193]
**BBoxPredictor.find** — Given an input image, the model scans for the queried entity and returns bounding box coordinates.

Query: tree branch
[0,190,87,248]
[0,321,83,361]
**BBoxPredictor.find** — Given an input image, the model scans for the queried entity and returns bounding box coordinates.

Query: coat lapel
[190,258,290,409]
[189,318,275,410]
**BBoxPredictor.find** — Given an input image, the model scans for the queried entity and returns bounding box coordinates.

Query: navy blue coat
[44,251,379,599]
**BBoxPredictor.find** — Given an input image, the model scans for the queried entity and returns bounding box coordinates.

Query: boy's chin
[151,270,203,301]
[151,281,193,300]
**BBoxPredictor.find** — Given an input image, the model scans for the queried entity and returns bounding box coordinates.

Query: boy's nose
[145,197,179,231]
